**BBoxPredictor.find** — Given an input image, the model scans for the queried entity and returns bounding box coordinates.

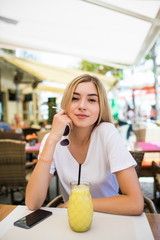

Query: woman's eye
[72,97,79,101]
[88,98,96,102]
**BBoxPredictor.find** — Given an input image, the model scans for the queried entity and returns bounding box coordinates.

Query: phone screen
[14,209,52,229]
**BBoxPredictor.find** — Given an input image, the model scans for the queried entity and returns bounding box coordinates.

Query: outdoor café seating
[152,161,160,204]
[0,139,35,204]
[0,131,22,140]
[129,151,144,178]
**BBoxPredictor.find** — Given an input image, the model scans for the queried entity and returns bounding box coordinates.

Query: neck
[69,125,94,146]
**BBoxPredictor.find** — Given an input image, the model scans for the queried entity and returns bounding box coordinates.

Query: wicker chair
[0,131,23,140]
[46,195,64,208]
[0,139,34,204]
[129,151,144,178]
[129,152,157,213]
[144,196,157,213]
[152,161,160,204]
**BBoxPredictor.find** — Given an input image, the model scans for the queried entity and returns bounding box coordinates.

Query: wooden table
[25,142,41,161]
[129,142,160,177]
[0,204,17,221]
[25,142,41,154]
[0,204,160,239]
[129,142,160,153]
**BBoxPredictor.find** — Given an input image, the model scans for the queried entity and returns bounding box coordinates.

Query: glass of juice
[67,181,93,232]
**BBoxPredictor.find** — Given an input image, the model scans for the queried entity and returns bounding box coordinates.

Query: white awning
[0,55,117,93]
[0,0,160,68]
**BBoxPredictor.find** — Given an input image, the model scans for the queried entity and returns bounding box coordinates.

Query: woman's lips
[76,114,89,119]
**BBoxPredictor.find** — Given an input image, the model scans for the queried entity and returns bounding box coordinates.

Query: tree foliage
[78,60,123,80]
[1,48,15,54]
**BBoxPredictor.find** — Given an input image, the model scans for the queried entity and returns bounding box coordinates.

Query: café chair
[129,151,144,178]
[46,194,64,207]
[129,153,157,213]
[144,196,157,213]
[152,161,160,204]
[0,131,22,140]
[0,139,35,204]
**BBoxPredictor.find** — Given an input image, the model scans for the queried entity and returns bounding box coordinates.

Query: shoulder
[92,122,117,140]
[94,122,116,134]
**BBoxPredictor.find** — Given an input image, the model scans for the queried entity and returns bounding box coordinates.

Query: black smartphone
[13,209,52,229]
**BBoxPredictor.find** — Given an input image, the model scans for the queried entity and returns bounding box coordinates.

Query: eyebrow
[73,92,98,97]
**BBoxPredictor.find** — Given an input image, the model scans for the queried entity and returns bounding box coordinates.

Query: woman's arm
[92,166,144,215]
[25,110,72,210]
[25,135,58,210]
[59,166,144,216]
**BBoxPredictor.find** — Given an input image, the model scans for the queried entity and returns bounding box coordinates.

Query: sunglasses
[52,106,70,147]
[60,124,70,146]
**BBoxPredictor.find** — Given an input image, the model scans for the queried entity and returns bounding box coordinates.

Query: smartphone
[13,209,52,229]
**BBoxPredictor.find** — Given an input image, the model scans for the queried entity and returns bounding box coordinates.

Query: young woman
[25,74,144,215]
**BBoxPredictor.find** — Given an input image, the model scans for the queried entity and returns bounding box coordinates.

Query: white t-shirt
[39,122,136,202]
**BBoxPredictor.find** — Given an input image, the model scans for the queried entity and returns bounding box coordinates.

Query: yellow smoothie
[68,183,93,232]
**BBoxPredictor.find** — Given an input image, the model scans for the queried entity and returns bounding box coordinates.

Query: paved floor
[139,177,154,200]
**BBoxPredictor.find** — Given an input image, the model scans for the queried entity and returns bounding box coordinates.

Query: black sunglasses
[60,125,70,146]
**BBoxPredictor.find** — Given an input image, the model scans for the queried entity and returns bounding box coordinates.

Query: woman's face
[68,81,100,128]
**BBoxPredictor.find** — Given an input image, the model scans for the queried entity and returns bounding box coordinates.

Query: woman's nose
[78,99,86,110]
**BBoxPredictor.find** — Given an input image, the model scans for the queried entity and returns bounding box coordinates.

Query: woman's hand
[50,110,72,142]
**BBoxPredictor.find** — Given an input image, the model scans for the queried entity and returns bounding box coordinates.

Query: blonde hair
[61,74,113,125]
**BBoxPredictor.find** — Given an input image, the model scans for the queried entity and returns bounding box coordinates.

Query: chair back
[152,161,160,176]
[152,161,160,203]
[130,151,144,178]
[144,196,157,213]
[0,131,22,140]
[0,139,27,187]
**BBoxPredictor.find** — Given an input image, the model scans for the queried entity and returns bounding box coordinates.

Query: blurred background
[0,0,160,209]
[0,0,160,129]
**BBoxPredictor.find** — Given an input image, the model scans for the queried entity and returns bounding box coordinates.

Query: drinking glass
[67,181,93,232]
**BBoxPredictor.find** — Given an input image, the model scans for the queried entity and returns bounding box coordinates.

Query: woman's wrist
[47,132,60,144]
[39,154,54,163]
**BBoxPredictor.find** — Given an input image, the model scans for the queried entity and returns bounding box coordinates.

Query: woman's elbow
[135,203,144,215]
[25,197,41,211]
[132,198,144,216]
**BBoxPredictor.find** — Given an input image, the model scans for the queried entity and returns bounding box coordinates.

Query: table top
[0,204,159,239]
[25,142,41,153]
[129,142,160,153]
[128,141,160,170]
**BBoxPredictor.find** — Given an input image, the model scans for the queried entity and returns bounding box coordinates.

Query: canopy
[0,0,160,68]
[0,55,117,93]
